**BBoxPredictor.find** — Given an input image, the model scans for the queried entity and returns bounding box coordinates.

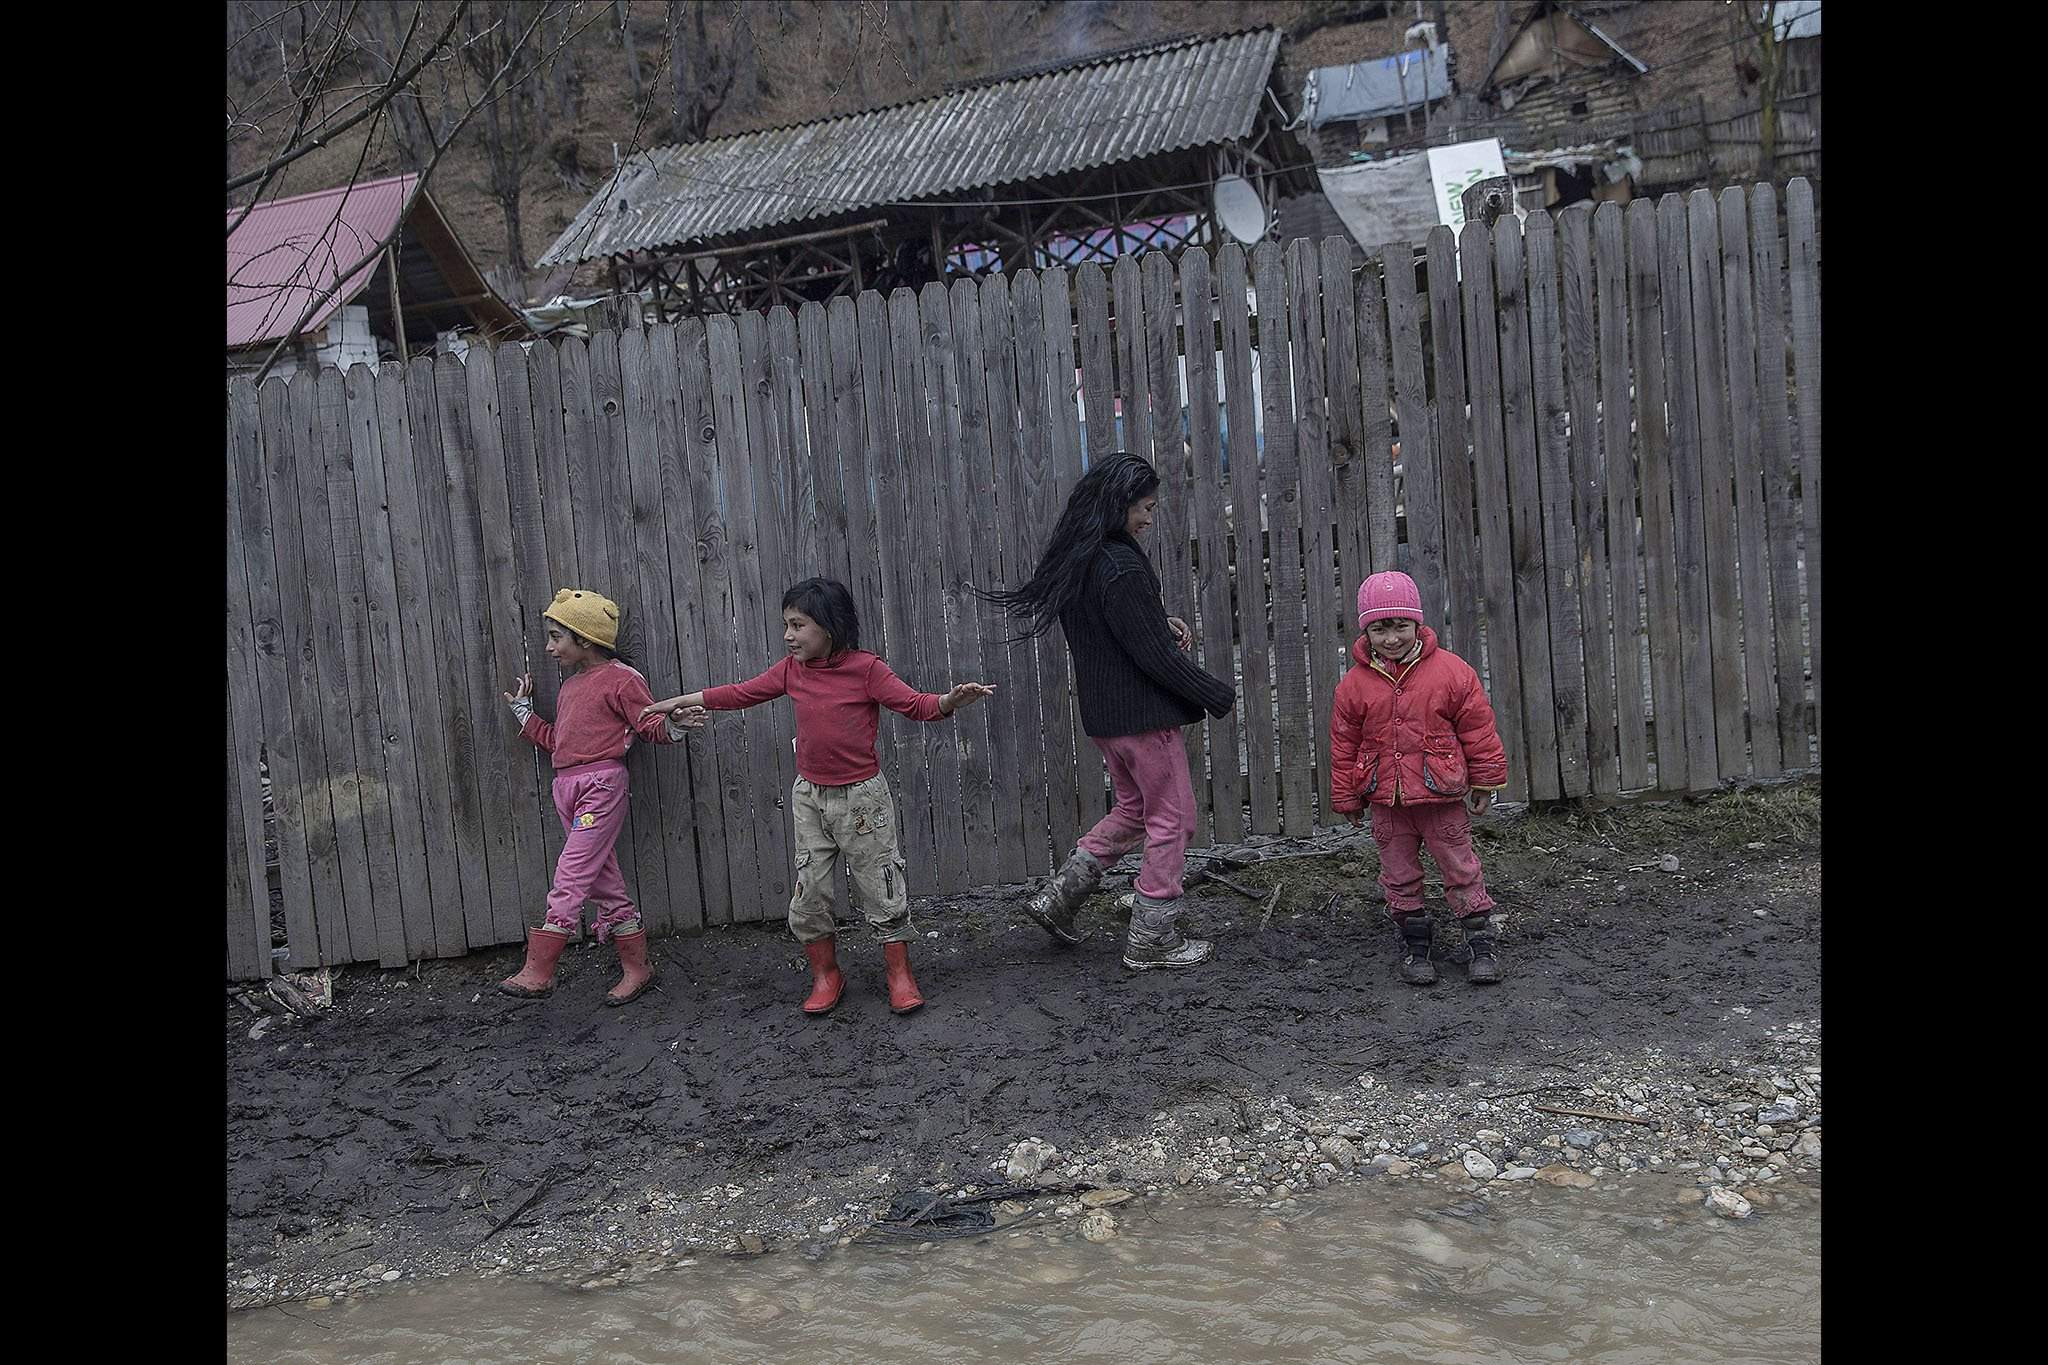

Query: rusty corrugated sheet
[539,29,1282,268]
[227,173,414,348]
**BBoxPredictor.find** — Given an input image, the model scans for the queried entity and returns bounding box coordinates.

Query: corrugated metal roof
[539,28,1283,268]
[227,173,414,348]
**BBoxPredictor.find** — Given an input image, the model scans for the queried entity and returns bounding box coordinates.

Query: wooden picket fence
[226,180,1821,979]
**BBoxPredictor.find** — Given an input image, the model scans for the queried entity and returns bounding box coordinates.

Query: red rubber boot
[605,927,655,1006]
[499,927,572,999]
[802,936,844,1015]
[882,941,925,1014]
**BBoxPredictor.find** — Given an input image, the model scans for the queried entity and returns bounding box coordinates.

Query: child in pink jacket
[1330,572,1510,985]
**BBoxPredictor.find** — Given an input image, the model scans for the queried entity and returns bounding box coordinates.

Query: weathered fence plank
[226,383,282,975]
[1786,180,1821,758]
[1753,183,1807,766]
[1354,264,1399,578]
[1039,267,1100,839]
[1383,243,1439,617]
[1594,204,1650,792]
[1718,188,1781,778]
[1627,202,1687,790]
[1183,247,1244,843]
[1253,241,1312,835]
[1286,239,1340,825]
[1460,220,1530,801]
[915,283,974,890]
[1076,264,1115,462]
[944,281,1006,889]
[1219,244,1279,835]
[1112,255,1152,463]
[1686,189,1748,779]
[886,288,947,880]
[1560,206,1619,796]
[1426,226,1482,663]
[1656,194,1719,790]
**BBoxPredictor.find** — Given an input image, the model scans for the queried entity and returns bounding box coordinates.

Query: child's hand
[1466,790,1493,816]
[1345,808,1364,827]
[640,697,684,721]
[1167,616,1193,652]
[942,682,996,715]
[502,673,533,705]
[669,705,708,729]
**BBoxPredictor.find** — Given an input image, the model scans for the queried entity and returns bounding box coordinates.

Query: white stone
[1705,1187,1753,1220]
[1462,1151,1499,1181]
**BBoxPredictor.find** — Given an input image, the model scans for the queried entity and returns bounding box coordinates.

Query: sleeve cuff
[509,697,534,726]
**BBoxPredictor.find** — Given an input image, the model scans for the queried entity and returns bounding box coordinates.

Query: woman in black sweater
[983,453,1236,969]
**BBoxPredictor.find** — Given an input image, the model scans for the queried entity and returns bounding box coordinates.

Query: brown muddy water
[228,1173,1819,1363]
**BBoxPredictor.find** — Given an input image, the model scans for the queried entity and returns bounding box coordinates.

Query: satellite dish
[1213,174,1267,245]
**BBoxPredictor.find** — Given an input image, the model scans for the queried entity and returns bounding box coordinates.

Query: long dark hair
[977,452,1160,638]
[783,576,861,654]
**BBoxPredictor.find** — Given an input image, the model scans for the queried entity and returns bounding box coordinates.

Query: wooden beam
[385,244,409,363]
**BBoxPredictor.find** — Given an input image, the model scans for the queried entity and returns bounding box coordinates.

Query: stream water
[228,1174,1819,1363]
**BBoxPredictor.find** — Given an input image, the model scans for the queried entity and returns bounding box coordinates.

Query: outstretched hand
[667,705,708,729]
[942,682,996,715]
[502,673,533,705]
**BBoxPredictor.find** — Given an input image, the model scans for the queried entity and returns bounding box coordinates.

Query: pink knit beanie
[1357,571,1424,629]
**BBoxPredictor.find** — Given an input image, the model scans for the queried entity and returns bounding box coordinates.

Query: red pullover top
[518,660,682,768]
[702,650,945,786]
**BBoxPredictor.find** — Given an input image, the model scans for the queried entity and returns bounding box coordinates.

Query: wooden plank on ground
[1657,195,1720,790]
[1525,214,1593,798]
[1426,226,1482,662]
[1219,244,1279,834]
[252,377,333,965]
[1686,189,1748,779]
[1595,204,1651,791]
[1145,252,1209,847]
[979,276,1046,882]
[404,356,493,948]
[1383,243,1440,615]
[1786,180,1821,759]
[1252,241,1312,834]
[1460,220,1530,802]
[293,371,379,961]
[1560,206,1621,796]
[1628,203,1688,790]
[952,279,1024,883]
[375,362,467,957]
[1354,263,1398,575]
[676,318,761,922]
[1493,221,1563,802]
[621,325,701,934]
[342,364,428,965]
[1076,263,1115,461]
[938,284,1003,889]
[708,313,787,919]
[1285,239,1340,827]
[1040,268,1100,836]
[1718,186,1781,777]
[885,288,948,880]
[1011,269,1079,865]
[649,323,732,928]
[1182,247,1244,845]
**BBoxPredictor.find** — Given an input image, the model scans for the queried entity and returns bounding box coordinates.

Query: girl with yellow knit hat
[498,589,705,1005]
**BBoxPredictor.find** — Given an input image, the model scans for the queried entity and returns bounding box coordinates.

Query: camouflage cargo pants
[788,773,913,944]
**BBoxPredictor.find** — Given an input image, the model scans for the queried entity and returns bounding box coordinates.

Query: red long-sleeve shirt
[703,650,945,786]
[519,660,681,768]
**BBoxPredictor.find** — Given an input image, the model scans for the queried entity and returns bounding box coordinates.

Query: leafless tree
[1731,1,1790,183]
[461,1,583,279]
[667,0,757,143]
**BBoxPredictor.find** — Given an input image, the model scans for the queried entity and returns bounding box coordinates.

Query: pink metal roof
[227,173,416,349]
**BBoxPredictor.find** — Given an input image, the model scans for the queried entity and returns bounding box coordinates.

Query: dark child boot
[1460,913,1502,985]
[1023,848,1103,945]
[605,927,656,1006]
[500,926,573,999]
[802,936,845,1015]
[882,941,925,1014]
[1120,894,1213,970]
[1395,912,1438,986]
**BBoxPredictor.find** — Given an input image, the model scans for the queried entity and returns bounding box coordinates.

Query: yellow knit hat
[542,588,620,650]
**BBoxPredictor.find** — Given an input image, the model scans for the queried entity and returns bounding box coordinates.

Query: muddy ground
[227,779,1820,1306]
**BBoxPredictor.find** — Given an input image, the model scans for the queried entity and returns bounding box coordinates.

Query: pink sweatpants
[1077,728,1197,902]
[1369,801,1496,919]
[543,759,639,942]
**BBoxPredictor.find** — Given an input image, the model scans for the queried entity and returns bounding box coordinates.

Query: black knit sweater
[1059,534,1237,737]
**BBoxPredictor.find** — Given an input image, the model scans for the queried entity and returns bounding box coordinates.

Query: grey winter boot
[1120,893,1213,970]
[1395,912,1438,986]
[1460,913,1502,984]
[1023,848,1103,945]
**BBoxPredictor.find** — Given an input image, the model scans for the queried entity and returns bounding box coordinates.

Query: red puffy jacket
[1330,627,1509,812]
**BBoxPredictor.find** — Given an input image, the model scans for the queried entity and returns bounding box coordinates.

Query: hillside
[226,1,1757,303]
